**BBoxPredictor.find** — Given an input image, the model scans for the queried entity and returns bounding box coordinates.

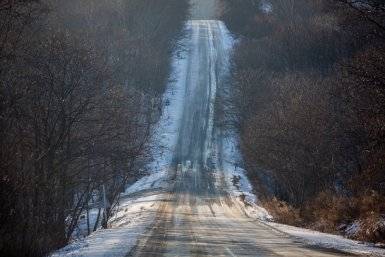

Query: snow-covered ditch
[266,222,385,257]
[52,193,161,257]
[211,20,272,222]
[214,131,273,221]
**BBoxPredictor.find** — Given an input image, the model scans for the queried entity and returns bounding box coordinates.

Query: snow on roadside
[51,194,160,257]
[124,169,168,196]
[213,20,272,222]
[125,25,190,199]
[217,109,385,255]
[217,133,272,221]
[144,37,188,178]
[221,129,385,256]
[266,222,385,257]
[214,21,385,256]
[51,27,190,257]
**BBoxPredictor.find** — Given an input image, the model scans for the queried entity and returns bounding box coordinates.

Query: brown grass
[263,192,385,243]
[262,197,302,226]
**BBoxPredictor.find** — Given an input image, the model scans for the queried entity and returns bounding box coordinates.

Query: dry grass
[262,197,302,226]
[263,192,385,243]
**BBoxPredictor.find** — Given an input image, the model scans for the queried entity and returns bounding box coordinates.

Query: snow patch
[213,21,272,222]
[51,24,190,257]
[218,134,272,221]
[345,221,361,238]
[260,0,272,14]
[144,31,189,178]
[124,169,167,195]
[52,194,160,257]
[267,222,385,257]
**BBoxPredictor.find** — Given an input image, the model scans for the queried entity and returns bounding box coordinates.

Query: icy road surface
[127,20,356,257]
[53,19,385,257]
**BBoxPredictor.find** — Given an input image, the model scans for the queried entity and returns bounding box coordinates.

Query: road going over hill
[127,20,353,257]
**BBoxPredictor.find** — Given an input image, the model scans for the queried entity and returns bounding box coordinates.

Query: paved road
[190,0,220,19]
[128,20,353,257]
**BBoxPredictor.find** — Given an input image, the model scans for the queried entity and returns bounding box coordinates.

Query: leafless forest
[0,0,188,256]
[1,0,385,256]
[221,0,385,243]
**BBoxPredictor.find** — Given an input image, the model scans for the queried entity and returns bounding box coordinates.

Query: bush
[355,213,385,243]
[304,192,352,233]
[262,197,302,226]
[305,191,385,241]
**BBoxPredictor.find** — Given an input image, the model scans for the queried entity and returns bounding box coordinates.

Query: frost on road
[126,21,357,257]
[53,20,385,257]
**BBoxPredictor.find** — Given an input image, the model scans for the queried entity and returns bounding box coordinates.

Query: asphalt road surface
[190,0,220,19]
[128,20,354,257]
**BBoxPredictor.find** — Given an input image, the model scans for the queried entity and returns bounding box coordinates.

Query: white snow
[52,194,160,257]
[210,22,385,256]
[266,222,385,257]
[124,169,167,195]
[71,208,103,239]
[345,221,361,238]
[144,28,189,178]
[212,21,272,221]
[52,19,385,257]
[51,24,190,257]
[217,133,272,221]
[260,0,272,14]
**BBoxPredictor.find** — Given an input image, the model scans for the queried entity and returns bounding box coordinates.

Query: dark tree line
[221,0,385,242]
[0,0,189,256]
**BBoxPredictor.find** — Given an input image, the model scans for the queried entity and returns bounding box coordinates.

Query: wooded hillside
[221,0,385,242]
[0,0,189,256]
